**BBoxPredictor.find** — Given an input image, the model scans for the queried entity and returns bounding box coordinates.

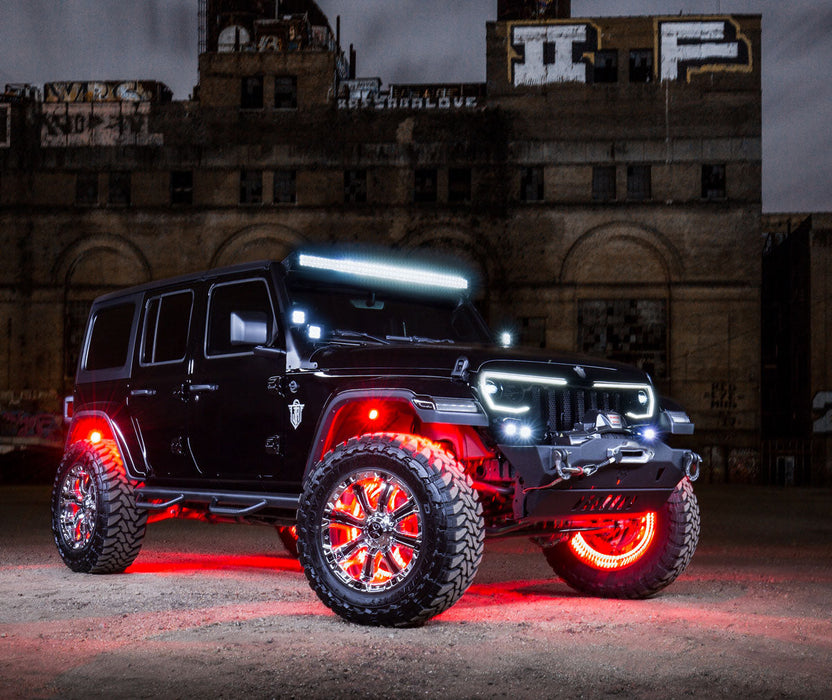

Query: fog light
[519,425,532,440]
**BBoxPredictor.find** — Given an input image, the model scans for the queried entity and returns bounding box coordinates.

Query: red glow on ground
[126,552,303,575]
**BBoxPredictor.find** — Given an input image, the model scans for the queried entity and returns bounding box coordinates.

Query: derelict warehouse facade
[1,0,782,482]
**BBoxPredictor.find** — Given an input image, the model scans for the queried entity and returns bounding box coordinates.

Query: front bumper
[499,437,699,522]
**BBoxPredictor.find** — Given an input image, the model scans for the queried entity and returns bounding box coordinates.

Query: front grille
[536,387,630,433]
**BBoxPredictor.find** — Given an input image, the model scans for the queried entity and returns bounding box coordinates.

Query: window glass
[76,173,98,206]
[275,76,298,109]
[702,164,726,200]
[344,169,367,203]
[142,291,193,364]
[448,168,472,202]
[108,172,131,206]
[629,49,653,83]
[414,168,437,203]
[171,170,193,205]
[627,165,652,201]
[241,75,264,109]
[240,170,263,204]
[520,166,544,202]
[592,165,616,201]
[274,170,297,204]
[593,50,618,83]
[85,303,135,371]
[206,280,273,356]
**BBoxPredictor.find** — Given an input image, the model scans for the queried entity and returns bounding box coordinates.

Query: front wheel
[297,433,484,627]
[542,478,699,598]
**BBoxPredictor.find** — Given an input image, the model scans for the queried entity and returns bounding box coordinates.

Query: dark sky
[1,0,830,212]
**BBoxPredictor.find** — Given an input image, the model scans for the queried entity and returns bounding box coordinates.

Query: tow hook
[683,451,702,482]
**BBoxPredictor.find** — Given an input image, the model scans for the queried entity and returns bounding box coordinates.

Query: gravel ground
[1,483,831,699]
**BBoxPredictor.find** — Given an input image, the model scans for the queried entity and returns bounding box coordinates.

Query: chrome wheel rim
[321,469,422,592]
[58,463,97,550]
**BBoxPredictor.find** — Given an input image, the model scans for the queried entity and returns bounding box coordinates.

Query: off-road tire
[52,439,147,573]
[297,432,484,627]
[543,478,699,598]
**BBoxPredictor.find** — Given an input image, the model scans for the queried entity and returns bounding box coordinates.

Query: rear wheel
[543,479,699,598]
[51,439,147,573]
[297,433,484,627]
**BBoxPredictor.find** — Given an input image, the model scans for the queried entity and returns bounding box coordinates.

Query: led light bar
[298,254,469,291]
[592,382,656,420]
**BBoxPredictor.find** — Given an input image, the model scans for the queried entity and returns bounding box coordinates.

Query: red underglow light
[569,512,657,570]
[368,408,379,421]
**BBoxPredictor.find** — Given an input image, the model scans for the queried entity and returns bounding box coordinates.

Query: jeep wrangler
[52,252,701,627]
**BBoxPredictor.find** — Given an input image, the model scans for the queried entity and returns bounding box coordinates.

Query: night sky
[0,0,830,212]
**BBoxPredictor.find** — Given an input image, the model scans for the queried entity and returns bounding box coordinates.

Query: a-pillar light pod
[307,325,322,340]
[499,331,512,347]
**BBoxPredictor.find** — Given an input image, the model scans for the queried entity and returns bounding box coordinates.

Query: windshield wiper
[385,335,455,344]
[330,329,390,345]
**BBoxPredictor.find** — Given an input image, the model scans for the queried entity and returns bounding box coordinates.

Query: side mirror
[230,311,269,346]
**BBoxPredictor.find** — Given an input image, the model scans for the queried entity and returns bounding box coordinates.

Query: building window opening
[520,166,544,202]
[170,170,193,205]
[414,168,438,203]
[274,169,297,204]
[75,173,99,207]
[448,167,472,203]
[627,165,652,201]
[702,164,726,200]
[241,75,264,109]
[629,49,653,83]
[344,169,367,203]
[240,170,263,204]
[592,165,616,202]
[275,76,298,109]
[108,172,131,206]
[593,50,618,83]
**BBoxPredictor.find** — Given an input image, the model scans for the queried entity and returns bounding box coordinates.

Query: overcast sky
[0,0,830,212]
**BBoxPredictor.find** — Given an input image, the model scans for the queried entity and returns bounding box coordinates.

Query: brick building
[1,0,770,480]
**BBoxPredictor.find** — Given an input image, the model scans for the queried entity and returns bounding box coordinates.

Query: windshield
[285,274,492,345]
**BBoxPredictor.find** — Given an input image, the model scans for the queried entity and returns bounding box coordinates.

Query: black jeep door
[129,287,199,478]
[187,277,288,483]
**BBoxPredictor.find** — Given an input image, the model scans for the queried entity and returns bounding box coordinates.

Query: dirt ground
[1,482,831,699]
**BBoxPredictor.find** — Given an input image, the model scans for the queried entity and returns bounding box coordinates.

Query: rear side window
[141,291,194,365]
[84,303,136,371]
[206,279,274,357]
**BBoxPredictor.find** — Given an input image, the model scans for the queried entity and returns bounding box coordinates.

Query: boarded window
[274,170,297,204]
[344,169,367,203]
[170,170,193,205]
[629,49,653,83]
[275,76,298,109]
[241,75,264,109]
[592,165,616,201]
[414,168,438,203]
[240,170,263,204]
[578,299,667,379]
[84,303,136,371]
[702,164,726,200]
[448,167,472,202]
[627,165,652,201]
[520,166,544,202]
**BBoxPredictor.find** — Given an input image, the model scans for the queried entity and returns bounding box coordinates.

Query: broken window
[448,167,472,203]
[170,170,193,205]
[274,170,297,204]
[702,164,726,200]
[520,166,544,202]
[578,299,667,379]
[75,173,99,206]
[593,50,618,83]
[592,165,616,202]
[240,170,263,204]
[241,75,264,109]
[108,172,131,206]
[275,76,298,109]
[629,49,653,83]
[414,168,437,203]
[627,165,652,201]
[344,169,367,203]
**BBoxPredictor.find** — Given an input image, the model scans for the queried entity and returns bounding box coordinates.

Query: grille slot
[541,388,631,433]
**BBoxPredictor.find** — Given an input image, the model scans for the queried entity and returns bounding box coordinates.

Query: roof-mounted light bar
[297,254,469,291]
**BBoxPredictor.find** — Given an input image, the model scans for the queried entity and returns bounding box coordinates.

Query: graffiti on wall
[507,17,751,86]
[44,81,172,103]
[338,81,482,111]
[658,19,751,82]
[814,391,832,434]
[0,411,63,443]
[41,102,164,147]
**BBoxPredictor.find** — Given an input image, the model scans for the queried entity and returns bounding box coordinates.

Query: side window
[141,291,194,365]
[206,279,274,357]
[84,303,136,371]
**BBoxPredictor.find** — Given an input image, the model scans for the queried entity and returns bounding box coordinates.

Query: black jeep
[52,251,700,626]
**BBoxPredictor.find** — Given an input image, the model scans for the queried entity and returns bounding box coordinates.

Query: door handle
[189,384,218,393]
[130,389,157,397]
